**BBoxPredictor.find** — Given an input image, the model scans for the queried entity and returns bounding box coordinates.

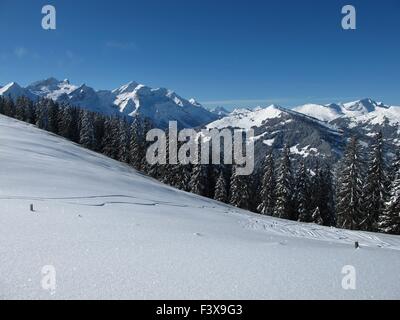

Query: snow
[1,115,400,299]
[290,145,319,158]
[294,104,343,122]
[294,99,400,128]
[206,105,283,130]
[263,138,275,146]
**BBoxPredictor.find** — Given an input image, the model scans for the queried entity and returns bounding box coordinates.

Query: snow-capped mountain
[210,106,231,118]
[207,104,344,167]
[294,98,400,126]
[0,82,37,101]
[1,78,218,128]
[204,98,400,169]
[2,114,400,299]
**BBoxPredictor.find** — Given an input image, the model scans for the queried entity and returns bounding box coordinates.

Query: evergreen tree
[257,152,276,215]
[3,98,15,118]
[35,99,49,130]
[117,118,130,163]
[296,161,312,222]
[312,207,324,225]
[129,116,145,171]
[379,168,400,235]
[79,110,95,150]
[362,132,389,231]
[274,145,293,219]
[311,162,336,226]
[93,113,106,152]
[58,105,74,139]
[47,100,59,134]
[229,166,251,210]
[102,117,119,159]
[336,137,364,230]
[189,162,208,196]
[15,97,27,121]
[214,170,228,203]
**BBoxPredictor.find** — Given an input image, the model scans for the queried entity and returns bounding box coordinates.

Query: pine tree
[257,152,276,215]
[362,132,389,231]
[35,99,49,130]
[336,137,364,230]
[102,117,119,159]
[274,145,293,219]
[79,110,95,150]
[214,170,228,203]
[117,118,130,163]
[296,161,312,222]
[312,207,324,225]
[311,162,336,226]
[15,96,27,121]
[379,169,400,235]
[129,116,145,171]
[47,100,59,134]
[229,166,251,210]
[189,163,208,196]
[93,114,106,152]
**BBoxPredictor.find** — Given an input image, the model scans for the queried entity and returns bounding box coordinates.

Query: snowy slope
[1,115,400,299]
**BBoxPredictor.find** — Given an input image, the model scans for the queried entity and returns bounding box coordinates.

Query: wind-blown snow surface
[1,115,400,300]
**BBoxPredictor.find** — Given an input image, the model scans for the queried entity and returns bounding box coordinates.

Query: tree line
[0,96,399,235]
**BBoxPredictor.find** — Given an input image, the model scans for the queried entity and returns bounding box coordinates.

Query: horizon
[0,77,397,111]
[1,0,399,109]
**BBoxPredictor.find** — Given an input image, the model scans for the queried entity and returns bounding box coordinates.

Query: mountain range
[1,78,400,167]
[0,78,219,129]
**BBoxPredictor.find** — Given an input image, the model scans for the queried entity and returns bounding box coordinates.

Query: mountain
[205,99,400,169]
[206,104,344,168]
[112,83,218,128]
[1,114,400,299]
[210,106,231,117]
[1,78,218,128]
[0,82,37,101]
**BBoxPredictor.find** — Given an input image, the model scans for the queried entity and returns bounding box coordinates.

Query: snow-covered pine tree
[117,118,130,163]
[214,170,228,203]
[229,165,251,210]
[129,116,145,171]
[379,168,400,235]
[312,207,324,225]
[362,132,389,231]
[390,151,400,182]
[189,143,209,196]
[79,110,95,150]
[274,145,293,220]
[140,118,153,174]
[47,100,59,134]
[15,96,27,121]
[102,117,119,159]
[296,161,312,222]
[257,152,276,215]
[93,113,106,152]
[336,137,364,230]
[58,105,73,139]
[35,99,49,130]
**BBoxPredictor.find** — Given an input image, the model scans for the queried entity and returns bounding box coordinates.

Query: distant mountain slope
[1,114,400,299]
[1,78,218,128]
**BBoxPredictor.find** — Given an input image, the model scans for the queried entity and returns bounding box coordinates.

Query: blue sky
[0,0,399,109]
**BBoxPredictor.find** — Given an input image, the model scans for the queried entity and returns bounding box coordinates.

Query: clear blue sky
[0,0,399,109]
